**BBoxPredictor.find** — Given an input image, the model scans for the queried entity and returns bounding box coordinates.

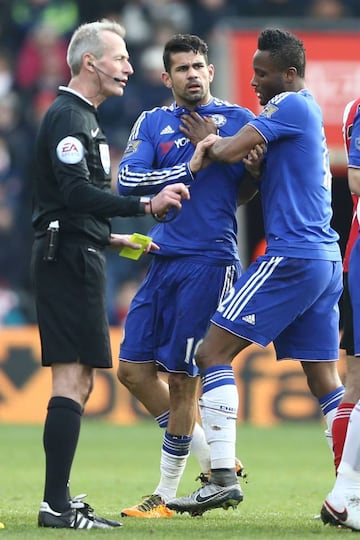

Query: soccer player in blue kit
[167,28,345,516]
[116,34,261,517]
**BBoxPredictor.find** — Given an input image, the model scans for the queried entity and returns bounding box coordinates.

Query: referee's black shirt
[32,87,145,245]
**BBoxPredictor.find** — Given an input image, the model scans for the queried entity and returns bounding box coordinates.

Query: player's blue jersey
[117,98,254,262]
[348,109,360,169]
[249,89,341,261]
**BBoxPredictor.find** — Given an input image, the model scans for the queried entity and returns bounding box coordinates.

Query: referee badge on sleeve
[56,136,85,164]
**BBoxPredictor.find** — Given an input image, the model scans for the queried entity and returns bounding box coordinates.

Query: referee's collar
[58,86,95,108]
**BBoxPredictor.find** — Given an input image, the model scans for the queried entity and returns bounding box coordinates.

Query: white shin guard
[199,388,238,470]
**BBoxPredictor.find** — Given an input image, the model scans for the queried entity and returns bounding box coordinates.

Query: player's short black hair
[163,34,209,73]
[258,28,306,78]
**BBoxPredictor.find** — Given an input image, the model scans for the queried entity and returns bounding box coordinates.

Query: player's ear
[285,66,297,82]
[162,72,172,89]
[208,64,215,83]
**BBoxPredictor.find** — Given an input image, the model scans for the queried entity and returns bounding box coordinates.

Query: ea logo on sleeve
[56,136,85,164]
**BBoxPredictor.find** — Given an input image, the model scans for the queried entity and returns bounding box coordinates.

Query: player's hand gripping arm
[179,111,217,145]
[243,143,266,180]
[188,136,216,174]
[237,143,266,205]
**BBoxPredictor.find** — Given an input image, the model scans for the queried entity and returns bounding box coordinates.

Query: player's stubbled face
[251,49,286,106]
[167,51,213,107]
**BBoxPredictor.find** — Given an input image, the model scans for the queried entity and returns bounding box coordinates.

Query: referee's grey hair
[67,19,126,76]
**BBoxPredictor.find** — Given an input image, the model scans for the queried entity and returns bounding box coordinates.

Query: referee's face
[162,51,214,109]
[93,30,134,99]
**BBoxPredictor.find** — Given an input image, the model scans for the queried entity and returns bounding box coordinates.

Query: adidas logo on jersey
[160,125,175,135]
[242,314,256,325]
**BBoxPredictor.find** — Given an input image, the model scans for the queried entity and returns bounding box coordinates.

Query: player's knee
[168,373,198,401]
[117,361,130,386]
[117,361,143,391]
[194,344,212,371]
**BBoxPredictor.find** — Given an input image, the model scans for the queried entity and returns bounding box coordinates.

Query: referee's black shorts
[31,236,112,368]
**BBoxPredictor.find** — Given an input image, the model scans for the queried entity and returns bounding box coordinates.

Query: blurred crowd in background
[0,0,359,327]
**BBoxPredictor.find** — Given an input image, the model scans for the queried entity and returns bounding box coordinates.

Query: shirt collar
[172,97,214,117]
[58,86,94,108]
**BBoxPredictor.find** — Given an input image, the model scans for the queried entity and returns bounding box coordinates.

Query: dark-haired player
[167,28,344,516]
[117,33,261,518]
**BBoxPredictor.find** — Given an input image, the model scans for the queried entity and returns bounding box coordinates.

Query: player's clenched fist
[150,183,190,217]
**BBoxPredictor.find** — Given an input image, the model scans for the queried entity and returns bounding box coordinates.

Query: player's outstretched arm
[209,125,265,164]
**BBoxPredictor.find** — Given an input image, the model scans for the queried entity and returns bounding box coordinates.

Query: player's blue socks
[201,364,237,392]
[154,431,192,501]
[319,386,345,417]
[155,410,169,428]
[163,431,192,457]
[319,386,345,453]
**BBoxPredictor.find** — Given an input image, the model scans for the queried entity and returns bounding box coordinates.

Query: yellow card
[119,233,152,260]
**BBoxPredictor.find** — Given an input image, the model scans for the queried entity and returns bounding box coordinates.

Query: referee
[31,19,189,530]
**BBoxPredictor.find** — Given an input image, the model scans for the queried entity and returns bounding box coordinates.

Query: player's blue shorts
[119,256,241,376]
[211,255,343,361]
[349,238,360,356]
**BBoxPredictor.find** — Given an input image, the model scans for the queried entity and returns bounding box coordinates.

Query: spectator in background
[15,22,70,96]
[0,280,28,326]
[0,1,14,50]
[125,44,173,113]
[10,0,78,48]
[0,135,32,298]
[76,0,126,24]
[144,0,191,35]
[236,0,311,17]
[305,0,354,17]
[0,92,31,179]
[119,1,191,70]
[0,49,14,98]
[27,89,57,131]
[189,0,240,39]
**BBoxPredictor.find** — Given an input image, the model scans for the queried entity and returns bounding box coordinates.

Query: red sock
[332,402,355,473]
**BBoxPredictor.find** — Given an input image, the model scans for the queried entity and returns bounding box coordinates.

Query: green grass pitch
[0,421,349,538]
